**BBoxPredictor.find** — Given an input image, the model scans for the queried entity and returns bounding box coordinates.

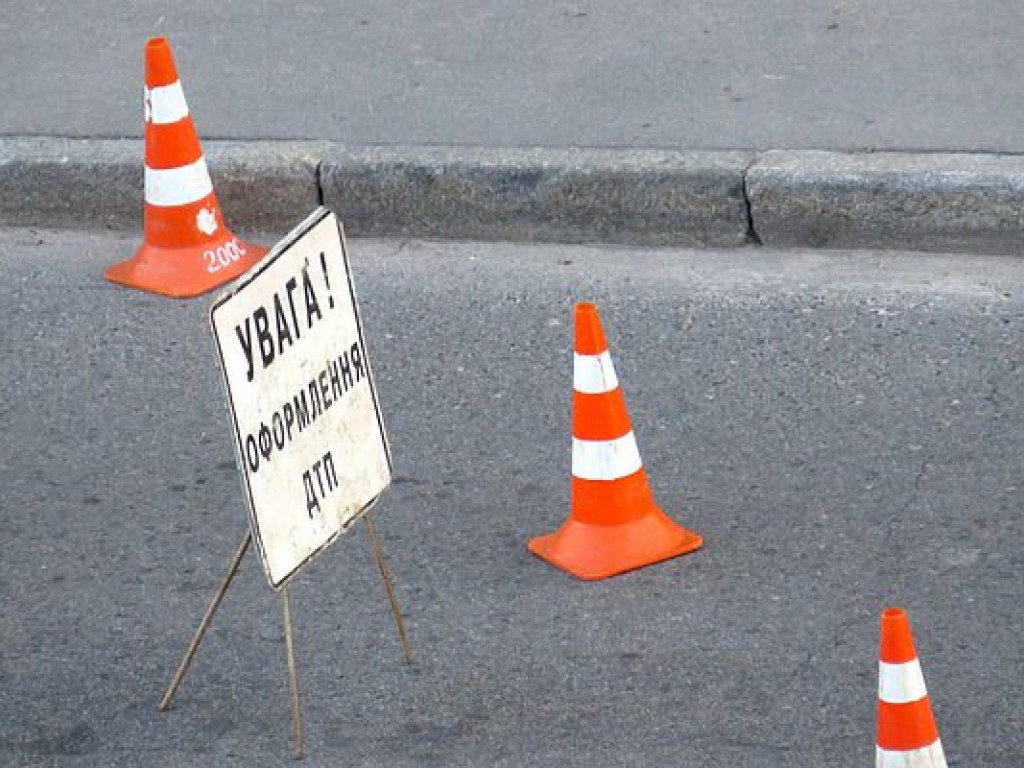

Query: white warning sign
[211,208,391,589]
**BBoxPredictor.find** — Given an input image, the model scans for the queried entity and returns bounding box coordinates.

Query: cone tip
[574,302,608,355]
[145,37,178,87]
[880,606,918,663]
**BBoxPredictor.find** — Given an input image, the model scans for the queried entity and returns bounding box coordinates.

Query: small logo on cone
[196,207,218,235]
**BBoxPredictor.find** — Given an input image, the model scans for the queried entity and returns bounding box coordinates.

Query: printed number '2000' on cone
[528,303,702,580]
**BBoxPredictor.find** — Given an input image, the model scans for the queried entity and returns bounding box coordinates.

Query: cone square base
[105,234,267,299]
[528,507,703,580]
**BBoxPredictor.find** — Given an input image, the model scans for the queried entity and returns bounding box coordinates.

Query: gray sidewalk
[3,2,1024,252]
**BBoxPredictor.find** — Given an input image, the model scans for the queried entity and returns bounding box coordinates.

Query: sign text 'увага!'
[233,251,336,382]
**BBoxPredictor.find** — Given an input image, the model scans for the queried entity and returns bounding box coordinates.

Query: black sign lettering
[233,260,340,382]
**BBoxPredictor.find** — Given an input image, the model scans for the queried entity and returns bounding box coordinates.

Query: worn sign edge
[209,205,393,590]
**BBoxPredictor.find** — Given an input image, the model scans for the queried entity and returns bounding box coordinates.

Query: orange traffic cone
[527,302,702,580]
[876,607,948,767]
[104,37,266,298]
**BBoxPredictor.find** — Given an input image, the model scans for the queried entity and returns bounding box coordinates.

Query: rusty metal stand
[157,513,410,761]
[363,511,413,663]
[281,585,305,759]
[159,532,252,712]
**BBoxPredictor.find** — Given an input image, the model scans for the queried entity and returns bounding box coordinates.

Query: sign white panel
[211,208,391,589]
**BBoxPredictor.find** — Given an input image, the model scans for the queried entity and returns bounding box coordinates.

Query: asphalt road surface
[1,228,1022,766]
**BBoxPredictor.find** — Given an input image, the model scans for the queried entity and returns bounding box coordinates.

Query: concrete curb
[2,137,1023,254]
[748,150,1024,255]
[321,146,753,247]
[0,137,325,234]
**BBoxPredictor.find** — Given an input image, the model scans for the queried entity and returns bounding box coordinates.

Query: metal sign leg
[363,512,413,664]
[281,586,305,760]
[159,532,252,712]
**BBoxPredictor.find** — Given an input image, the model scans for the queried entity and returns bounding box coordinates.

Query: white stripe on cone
[144,82,189,125]
[879,659,929,704]
[572,433,642,481]
[574,352,619,394]
[144,157,214,207]
[876,741,948,768]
